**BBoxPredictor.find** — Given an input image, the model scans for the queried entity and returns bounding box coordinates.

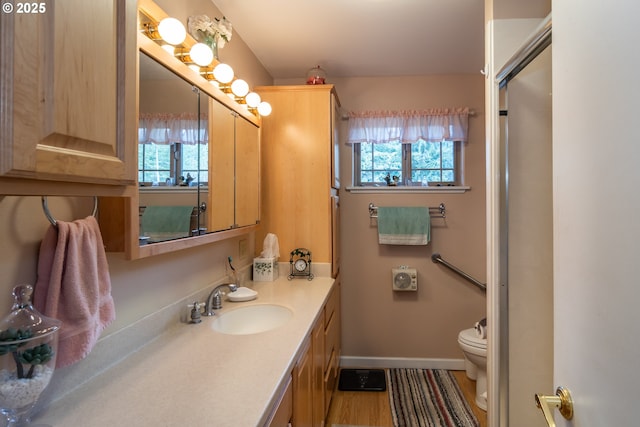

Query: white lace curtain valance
[347,107,469,145]
[138,112,208,145]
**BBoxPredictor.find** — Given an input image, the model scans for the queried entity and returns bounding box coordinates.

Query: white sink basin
[211,304,293,335]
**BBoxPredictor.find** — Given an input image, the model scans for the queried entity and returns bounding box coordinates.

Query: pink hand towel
[33,216,115,369]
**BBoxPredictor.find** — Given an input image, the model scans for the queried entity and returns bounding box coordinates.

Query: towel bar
[41,196,98,227]
[368,202,445,219]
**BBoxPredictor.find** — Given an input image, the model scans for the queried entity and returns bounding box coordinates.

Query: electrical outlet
[238,238,248,259]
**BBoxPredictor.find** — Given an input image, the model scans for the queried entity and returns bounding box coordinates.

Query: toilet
[458,328,487,411]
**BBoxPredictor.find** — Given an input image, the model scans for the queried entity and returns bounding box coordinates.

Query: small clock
[288,248,313,280]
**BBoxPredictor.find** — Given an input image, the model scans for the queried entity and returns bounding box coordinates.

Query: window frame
[353,139,462,187]
[138,142,208,185]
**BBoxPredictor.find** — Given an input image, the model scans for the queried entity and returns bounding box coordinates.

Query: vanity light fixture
[231,79,249,102]
[161,44,175,55]
[157,17,187,45]
[245,92,261,109]
[140,10,273,117]
[189,42,214,67]
[257,101,272,117]
[212,63,234,93]
[213,63,234,83]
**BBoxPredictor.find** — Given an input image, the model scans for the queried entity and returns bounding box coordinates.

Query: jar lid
[0,285,61,343]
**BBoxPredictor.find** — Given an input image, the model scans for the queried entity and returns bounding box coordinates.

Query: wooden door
[544,2,640,426]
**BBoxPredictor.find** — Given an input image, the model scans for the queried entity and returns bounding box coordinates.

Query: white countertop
[34,276,335,427]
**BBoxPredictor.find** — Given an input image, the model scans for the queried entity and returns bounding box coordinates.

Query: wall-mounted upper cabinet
[0,0,137,187]
[209,100,260,231]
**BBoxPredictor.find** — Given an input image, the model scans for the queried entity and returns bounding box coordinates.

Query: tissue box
[253,257,279,282]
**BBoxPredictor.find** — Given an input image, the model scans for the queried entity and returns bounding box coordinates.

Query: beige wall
[278,75,487,362]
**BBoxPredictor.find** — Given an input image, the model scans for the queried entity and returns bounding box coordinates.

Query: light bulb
[231,79,249,98]
[158,18,186,45]
[188,64,201,74]
[189,43,214,67]
[161,44,175,55]
[213,63,234,84]
[258,101,272,116]
[245,92,261,108]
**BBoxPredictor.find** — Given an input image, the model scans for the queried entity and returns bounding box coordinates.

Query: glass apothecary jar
[0,285,61,427]
[306,65,326,85]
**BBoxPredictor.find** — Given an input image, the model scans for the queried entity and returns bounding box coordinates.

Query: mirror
[138,52,208,244]
[98,24,262,259]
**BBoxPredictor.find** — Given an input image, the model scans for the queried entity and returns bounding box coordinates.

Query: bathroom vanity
[32,276,339,426]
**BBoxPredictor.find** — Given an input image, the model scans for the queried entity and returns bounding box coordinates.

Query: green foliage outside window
[357,139,457,186]
[138,143,208,184]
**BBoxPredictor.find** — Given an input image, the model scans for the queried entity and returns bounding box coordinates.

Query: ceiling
[210,0,486,80]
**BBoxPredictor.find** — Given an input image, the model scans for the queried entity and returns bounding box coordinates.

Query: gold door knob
[535,386,574,427]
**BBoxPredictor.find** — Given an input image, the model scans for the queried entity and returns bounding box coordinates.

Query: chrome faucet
[203,283,238,316]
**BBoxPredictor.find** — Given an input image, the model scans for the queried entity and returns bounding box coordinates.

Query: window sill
[345,185,470,194]
[139,186,207,193]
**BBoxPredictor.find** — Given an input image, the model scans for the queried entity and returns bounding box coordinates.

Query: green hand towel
[141,205,194,241]
[377,207,430,245]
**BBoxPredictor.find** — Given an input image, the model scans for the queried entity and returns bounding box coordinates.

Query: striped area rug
[387,369,479,427]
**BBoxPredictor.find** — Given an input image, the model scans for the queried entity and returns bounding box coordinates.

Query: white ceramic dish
[227,287,258,302]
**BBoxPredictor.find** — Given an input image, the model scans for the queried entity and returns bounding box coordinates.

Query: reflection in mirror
[138,51,209,244]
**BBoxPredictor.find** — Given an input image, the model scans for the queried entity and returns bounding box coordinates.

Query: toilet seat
[458,328,487,349]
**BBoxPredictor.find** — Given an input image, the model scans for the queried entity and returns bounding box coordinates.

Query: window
[138,113,208,185]
[355,139,459,186]
[138,142,208,185]
[348,108,469,187]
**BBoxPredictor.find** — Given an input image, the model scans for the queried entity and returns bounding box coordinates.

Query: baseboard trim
[339,356,466,371]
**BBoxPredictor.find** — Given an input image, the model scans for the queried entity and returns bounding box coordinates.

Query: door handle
[535,386,574,427]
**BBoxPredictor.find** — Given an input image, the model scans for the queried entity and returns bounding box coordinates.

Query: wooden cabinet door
[208,100,235,231]
[0,0,136,185]
[266,376,293,427]
[293,339,313,427]
[235,115,260,228]
[256,85,336,264]
[312,312,325,427]
[209,102,260,230]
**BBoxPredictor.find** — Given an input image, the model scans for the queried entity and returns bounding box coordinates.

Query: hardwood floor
[326,387,394,426]
[326,369,487,427]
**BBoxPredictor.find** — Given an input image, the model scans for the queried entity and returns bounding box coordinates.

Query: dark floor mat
[338,368,387,391]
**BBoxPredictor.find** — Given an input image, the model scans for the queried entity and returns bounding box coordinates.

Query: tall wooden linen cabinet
[256,85,341,427]
[255,85,340,278]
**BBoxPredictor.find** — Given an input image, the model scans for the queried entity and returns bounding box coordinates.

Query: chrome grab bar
[431,253,486,291]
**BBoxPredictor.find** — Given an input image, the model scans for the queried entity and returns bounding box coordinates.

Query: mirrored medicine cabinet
[99,28,260,260]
